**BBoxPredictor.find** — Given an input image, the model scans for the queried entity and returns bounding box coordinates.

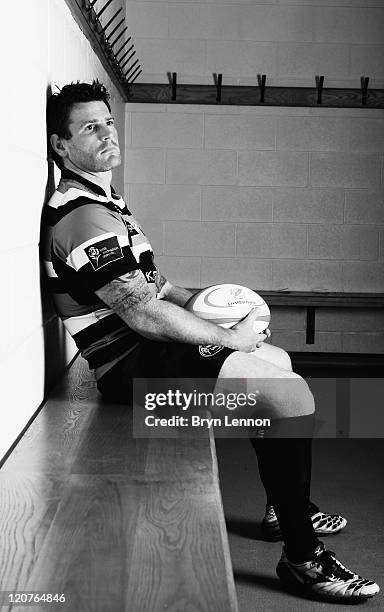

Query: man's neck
[64,160,112,198]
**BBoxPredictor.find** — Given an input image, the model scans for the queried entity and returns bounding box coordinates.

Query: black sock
[251,414,320,562]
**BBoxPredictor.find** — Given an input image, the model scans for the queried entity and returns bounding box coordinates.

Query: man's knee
[273,346,292,371]
[251,343,293,371]
[218,351,314,419]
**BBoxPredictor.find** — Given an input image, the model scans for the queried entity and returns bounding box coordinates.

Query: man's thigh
[250,342,292,371]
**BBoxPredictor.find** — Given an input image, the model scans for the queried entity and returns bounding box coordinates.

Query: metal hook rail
[63,3,383,108]
[64,0,141,100]
[126,74,384,108]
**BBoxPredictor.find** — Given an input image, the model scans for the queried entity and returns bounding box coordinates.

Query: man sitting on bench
[43,80,379,603]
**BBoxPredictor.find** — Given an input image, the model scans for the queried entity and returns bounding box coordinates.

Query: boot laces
[317,550,356,581]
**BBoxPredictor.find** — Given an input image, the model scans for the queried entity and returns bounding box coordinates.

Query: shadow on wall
[39,85,75,399]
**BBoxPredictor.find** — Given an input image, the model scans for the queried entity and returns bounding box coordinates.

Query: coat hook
[129,69,142,85]
[118,46,135,67]
[106,18,125,43]
[101,8,122,37]
[123,58,139,77]
[316,75,324,105]
[120,52,136,72]
[127,66,141,83]
[257,74,266,103]
[110,26,128,48]
[115,38,132,59]
[96,0,114,20]
[361,76,369,105]
[216,73,223,103]
[172,72,177,101]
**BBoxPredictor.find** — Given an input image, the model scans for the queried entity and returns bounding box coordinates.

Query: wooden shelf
[126,83,384,108]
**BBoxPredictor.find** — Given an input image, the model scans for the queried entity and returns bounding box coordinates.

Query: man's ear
[50,134,68,160]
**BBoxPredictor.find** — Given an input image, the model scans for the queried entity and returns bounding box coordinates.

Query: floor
[216,437,384,611]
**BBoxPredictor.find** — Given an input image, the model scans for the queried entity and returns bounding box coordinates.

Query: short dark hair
[46,80,112,168]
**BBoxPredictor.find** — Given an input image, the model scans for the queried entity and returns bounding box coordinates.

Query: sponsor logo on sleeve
[84,236,124,271]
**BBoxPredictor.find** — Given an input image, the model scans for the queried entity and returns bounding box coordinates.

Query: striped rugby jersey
[42,168,158,374]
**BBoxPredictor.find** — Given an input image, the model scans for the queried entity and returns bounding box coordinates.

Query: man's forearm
[115,295,237,348]
[95,271,260,353]
[161,284,194,307]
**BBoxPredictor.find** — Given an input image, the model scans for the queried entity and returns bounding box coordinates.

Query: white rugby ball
[185,284,270,333]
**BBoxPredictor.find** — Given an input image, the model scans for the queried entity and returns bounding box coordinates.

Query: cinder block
[277,117,350,151]
[129,184,201,221]
[238,5,313,42]
[269,307,305,330]
[125,149,165,183]
[164,222,236,256]
[375,311,384,331]
[127,104,167,113]
[342,262,384,292]
[169,4,238,40]
[141,221,164,256]
[134,39,206,75]
[0,329,46,459]
[5,65,47,157]
[9,247,42,349]
[278,44,349,78]
[237,224,307,258]
[271,331,342,352]
[155,256,201,288]
[207,41,277,78]
[166,150,237,185]
[310,153,381,188]
[380,230,384,261]
[350,46,384,79]
[316,309,378,332]
[345,191,384,224]
[342,333,384,354]
[273,260,343,291]
[2,151,46,251]
[238,152,308,186]
[274,189,344,223]
[348,119,384,153]
[0,252,13,361]
[132,113,203,148]
[201,258,273,288]
[202,187,273,221]
[125,112,131,148]
[205,115,275,150]
[308,225,378,260]
[314,7,384,43]
[125,2,168,37]
[16,0,49,71]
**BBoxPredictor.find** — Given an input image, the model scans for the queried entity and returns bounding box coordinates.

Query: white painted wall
[0,0,126,462]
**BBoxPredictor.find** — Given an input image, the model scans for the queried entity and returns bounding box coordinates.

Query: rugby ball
[185,284,270,333]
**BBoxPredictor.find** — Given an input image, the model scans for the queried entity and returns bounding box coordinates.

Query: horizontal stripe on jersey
[42,169,157,371]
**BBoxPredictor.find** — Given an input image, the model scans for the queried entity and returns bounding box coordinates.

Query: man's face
[54,100,121,173]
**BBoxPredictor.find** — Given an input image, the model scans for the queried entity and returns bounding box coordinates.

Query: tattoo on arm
[155,270,167,294]
[95,270,153,311]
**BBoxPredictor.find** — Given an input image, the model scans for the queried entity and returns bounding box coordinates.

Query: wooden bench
[0,356,238,611]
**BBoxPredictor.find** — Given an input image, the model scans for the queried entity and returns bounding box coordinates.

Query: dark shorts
[96,339,235,404]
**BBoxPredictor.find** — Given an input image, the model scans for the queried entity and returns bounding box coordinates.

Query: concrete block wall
[124,1,384,354]
[125,103,384,354]
[0,0,125,461]
[126,0,384,87]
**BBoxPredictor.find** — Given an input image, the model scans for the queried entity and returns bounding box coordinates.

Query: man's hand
[230,308,269,353]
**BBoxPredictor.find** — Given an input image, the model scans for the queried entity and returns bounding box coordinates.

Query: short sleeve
[52,204,139,292]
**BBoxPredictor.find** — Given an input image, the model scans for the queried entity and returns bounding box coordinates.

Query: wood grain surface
[0,356,238,612]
